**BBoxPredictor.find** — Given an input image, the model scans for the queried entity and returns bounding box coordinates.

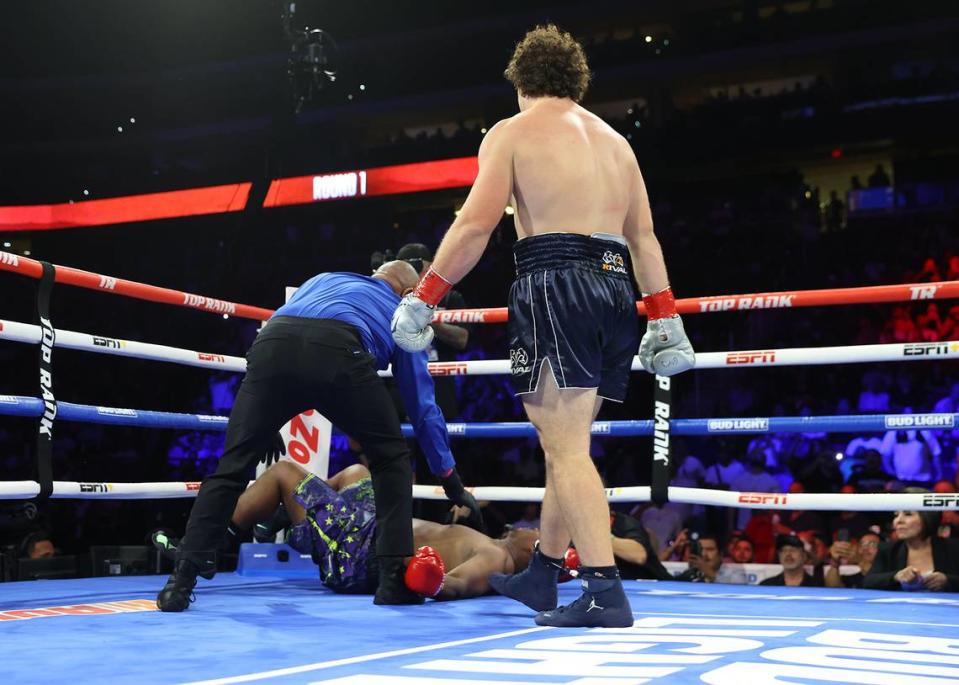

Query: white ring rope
[0,480,954,510]
[1,318,956,375]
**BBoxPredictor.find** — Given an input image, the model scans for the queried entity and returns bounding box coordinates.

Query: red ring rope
[1,250,955,323]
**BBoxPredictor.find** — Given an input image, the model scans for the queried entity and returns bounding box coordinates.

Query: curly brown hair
[504,24,591,102]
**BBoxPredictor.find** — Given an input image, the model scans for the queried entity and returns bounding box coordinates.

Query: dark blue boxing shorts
[508,232,639,402]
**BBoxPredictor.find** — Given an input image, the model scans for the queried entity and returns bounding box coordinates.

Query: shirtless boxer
[159,461,539,600]
[391,25,694,627]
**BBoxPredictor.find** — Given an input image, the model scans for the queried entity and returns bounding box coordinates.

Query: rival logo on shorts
[601,251,627,275]
[903,342,959,357]
[738,493,788,505]
[884,414,954,429]
[510,348,532,376]
[725,350,777,365]
[922,494,959,507]
[430,362,469,376]
[707,418,770,432]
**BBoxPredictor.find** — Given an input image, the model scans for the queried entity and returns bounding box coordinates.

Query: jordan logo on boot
[586,597,604,612]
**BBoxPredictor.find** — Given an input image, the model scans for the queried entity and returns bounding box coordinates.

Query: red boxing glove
[558,546,581,583]
[642,287,677,320]
[412,266,453,307]
[404,546,446,597]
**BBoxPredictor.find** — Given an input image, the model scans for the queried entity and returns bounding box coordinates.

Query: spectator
[914,258,942,283]
[847,449,895,493]
[868,163,891,187]
[510,503,540,530]
[609,511,674,581]
[857,372,891,413]
[19,530,55,559]
[880,420,943,483]
[940,306,959,340]
[760,534,823,587]
[730,536,755,564]
[865,506,959,592]
[640,502,683,555]
[704,451,745,491]
[825,190,844,232]
[825,530,882,588]
[677,533,747,584]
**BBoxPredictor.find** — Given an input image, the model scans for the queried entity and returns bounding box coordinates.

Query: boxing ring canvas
[3,574,958,684]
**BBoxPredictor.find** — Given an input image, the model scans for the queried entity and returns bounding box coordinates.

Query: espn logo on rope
[923,494,959,507]
[708,418,770,432]
[903,342,959,357]
[885,414,954,429]
[197,353,227,364]
[429,362,469,376]
[699,295,795,312]
[93,336,124,350]
[446,423,467,435]
[79,483,113,493]
[601,251,627,275]
[725,350,777,365]
[738,493,789,506]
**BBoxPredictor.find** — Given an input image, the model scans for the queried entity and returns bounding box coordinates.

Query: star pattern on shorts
[345,535,354,543]
[325,517,333,526]
[340,505,347,513]
[325,503,334,512]
[339,565,345,574]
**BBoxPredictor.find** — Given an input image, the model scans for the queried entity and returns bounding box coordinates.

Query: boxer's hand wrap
[390,267,452,352]
[404,546,445,597]
[639,287,695,376]
[413,267,452,307]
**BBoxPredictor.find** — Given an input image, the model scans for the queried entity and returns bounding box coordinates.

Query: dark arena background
[1,2,958,683]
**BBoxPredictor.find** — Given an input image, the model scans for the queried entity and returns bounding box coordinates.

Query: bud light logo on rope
[708,418,770,432]
[885,414,954,429]
[725,350,777,365]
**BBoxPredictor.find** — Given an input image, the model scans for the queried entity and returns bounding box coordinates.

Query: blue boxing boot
[489,541,561,611]
[535,566,633,628]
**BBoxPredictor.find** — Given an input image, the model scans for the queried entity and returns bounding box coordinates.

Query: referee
[157,261,482,611]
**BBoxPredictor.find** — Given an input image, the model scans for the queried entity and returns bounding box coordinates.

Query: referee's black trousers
[179,317,414,563]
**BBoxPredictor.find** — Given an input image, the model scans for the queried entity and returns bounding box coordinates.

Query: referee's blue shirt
[273,272,454,475]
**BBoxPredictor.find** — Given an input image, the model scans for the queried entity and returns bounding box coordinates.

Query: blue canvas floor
[2,574,958,684]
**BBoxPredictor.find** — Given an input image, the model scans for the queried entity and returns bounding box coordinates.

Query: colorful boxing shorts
[287,474,378,593]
